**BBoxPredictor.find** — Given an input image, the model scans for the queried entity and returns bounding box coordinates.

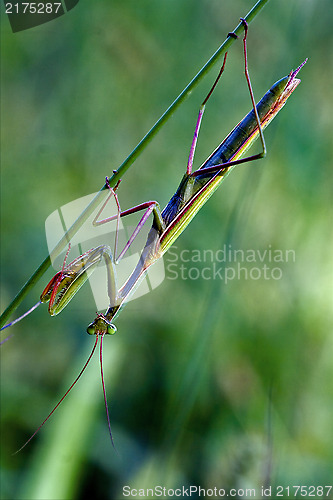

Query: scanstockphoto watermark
[165,245,296,283]
[123,484,258,497]
[44,191,165,312]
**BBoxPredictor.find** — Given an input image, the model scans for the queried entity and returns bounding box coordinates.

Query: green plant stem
[0,0,269,329]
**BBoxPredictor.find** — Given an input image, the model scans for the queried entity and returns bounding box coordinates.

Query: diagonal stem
[0,0,270,328]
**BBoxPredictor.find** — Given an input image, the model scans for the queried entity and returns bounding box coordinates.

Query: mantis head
[87,313,117,335]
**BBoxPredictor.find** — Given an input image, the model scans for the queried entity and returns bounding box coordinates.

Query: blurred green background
[1,1,332,499]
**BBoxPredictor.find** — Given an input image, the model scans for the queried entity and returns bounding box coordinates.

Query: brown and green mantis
[2,20,306,449]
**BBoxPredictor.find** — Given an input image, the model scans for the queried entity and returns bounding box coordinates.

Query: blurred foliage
[1,1,332,499]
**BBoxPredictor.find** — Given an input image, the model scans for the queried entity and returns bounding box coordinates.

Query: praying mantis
[2,20,306,450]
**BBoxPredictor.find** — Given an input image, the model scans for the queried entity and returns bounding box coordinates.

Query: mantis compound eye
[87,323,95,335]
[107,324,117,335]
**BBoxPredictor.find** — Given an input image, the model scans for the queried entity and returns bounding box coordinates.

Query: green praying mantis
[1,20,306,450]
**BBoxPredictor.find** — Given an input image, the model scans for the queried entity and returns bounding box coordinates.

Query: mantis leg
[186,52,228,175]
[93,177,164,264]
[40,245,119,318]
[187,18,266,180]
